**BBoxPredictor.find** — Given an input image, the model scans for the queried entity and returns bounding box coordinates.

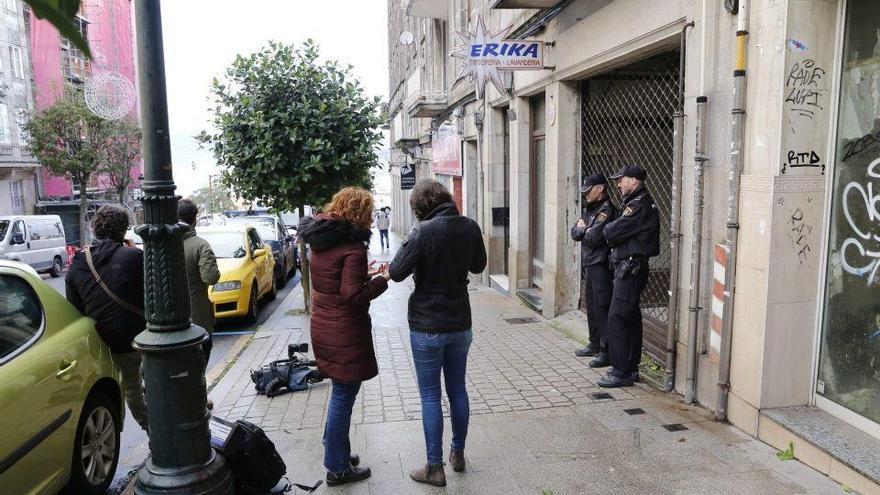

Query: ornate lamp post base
[133,1,234,493]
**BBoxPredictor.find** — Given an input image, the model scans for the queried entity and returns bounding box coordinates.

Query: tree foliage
[25,90,113,244]
[190,183,236,215]
[103,119,141,205]
[198,40,384,212]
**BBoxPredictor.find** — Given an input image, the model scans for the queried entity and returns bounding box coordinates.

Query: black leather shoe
[350,454,360,467]
[589,354,610,368]
[575,344,600,357]
[597,373,634,388]
[326,466,371,487]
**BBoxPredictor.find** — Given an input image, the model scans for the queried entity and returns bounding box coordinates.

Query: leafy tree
[102,119,141,206]
[197,40,384,213]
[25,90,113,245]
[190,183,236,215]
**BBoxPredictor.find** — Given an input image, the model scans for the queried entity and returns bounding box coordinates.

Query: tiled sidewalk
[207,235,845,494]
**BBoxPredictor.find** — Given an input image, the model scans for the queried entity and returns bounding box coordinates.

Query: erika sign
[452,17,545,97]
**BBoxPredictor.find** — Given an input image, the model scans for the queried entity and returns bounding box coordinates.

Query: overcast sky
[160,0,389,196]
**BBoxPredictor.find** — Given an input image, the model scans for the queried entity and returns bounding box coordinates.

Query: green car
[0,260,125,494]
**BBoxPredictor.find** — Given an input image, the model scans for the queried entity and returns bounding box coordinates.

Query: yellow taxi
[200,226,276,323]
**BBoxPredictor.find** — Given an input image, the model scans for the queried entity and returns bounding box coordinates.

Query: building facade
[28,0,140,240]
[0,0,38,216]
[388,0,880,491]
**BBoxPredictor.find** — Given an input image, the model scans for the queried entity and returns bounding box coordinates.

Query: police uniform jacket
[603,185,661,261]
[570,197,616,266]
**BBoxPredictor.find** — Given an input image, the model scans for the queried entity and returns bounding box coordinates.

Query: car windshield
[200,232,247,258]
[0,221,8,241]
[225,218,277,241]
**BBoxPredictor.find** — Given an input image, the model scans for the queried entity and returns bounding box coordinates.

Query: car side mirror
[10,233,24,245]
[252,247,268,258]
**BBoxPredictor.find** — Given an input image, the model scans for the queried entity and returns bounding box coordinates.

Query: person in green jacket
[178,199,221,368]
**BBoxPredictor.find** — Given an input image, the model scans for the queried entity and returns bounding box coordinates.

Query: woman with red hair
[298,187,390,486]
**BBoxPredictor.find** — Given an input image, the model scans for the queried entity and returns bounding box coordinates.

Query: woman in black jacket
[389,179,486,487]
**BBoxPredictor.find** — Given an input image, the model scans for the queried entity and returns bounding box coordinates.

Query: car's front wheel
[65,390,121,495]
[244,284,259,324]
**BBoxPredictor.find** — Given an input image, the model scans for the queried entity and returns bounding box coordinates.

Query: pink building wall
[30,0,141,198]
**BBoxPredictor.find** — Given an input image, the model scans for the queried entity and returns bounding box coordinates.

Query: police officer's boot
[597,372,635,388]
[589,353,610,368]
[575,343,601,357]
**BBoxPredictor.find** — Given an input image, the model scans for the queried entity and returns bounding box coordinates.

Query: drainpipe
[665,21,696,392]
[716,0,749,422]
[685,95,708,405]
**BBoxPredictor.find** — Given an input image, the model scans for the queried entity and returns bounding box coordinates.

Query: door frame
[529,130,546,289]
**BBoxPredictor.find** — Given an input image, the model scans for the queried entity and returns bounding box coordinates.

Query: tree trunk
[298,205,311,314]
[79,175,90,247]
[118,188,126,206]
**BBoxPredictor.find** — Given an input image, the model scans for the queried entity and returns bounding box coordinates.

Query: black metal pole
[132,1,232,493]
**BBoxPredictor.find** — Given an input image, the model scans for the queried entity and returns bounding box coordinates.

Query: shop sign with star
[452,17,545,97]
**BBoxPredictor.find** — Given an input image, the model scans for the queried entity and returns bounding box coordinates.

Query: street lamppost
[132,1,233,493]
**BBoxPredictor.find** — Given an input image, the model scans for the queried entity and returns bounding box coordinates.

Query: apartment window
[8,46,22,80]
[0,105,10,145]
[60,16,90,83]
[10,180,23,212]
[5,0,16,12]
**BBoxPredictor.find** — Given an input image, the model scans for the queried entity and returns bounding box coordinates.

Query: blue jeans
[323,380,361,473]
[379,229,389,248]
[410,329,473,465]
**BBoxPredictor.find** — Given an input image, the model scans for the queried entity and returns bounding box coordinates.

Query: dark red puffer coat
[298,215,388,383]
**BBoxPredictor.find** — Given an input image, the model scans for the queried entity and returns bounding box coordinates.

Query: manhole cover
[662,423,689,432]
[624,408,646,415]
[590,392,614,400]
[504,317,539,324]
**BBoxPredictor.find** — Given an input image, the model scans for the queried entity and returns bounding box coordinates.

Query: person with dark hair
[389,179,486,487]
[374,205,391,250]
[66,204,148,430]
[298,187,390,487]
[178,199,221,368]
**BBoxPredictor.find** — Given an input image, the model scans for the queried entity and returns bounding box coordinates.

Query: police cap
[609,164,647,181]
[580,173,607,193]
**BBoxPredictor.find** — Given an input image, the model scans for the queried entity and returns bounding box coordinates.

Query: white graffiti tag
[842,157,880,284]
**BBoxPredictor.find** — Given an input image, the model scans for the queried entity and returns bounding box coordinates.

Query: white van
[0,215,68,277]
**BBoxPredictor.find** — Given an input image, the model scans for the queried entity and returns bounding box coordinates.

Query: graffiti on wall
[781,149,825,174]
[788,207,814,264]
[785,59,827,120]
[841,157,880,284]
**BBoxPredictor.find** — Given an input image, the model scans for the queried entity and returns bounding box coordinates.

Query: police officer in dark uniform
[571,173,616,368]
[597,164,661,388]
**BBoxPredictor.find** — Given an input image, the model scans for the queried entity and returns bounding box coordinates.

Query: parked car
[223,216,296,285]
[0,215,68,277]
[200,226,276,323]
[0,260,125,495]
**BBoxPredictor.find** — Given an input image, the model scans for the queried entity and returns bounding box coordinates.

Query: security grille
[580,51,680,365]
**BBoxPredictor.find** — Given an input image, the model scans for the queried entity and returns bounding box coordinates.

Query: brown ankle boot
[410,463,446,487]
[449,449,465,472]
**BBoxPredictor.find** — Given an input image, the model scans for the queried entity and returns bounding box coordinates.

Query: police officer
[597,164,661,388]
[571,173,616,368]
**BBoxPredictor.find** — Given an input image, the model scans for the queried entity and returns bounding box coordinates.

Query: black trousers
[607,258,649,377]
[584,262,612,352]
